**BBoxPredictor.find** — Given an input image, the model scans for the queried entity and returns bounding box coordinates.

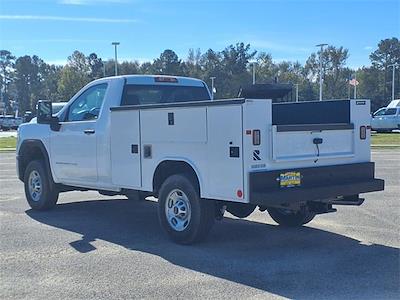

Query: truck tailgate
[272,124,355,162]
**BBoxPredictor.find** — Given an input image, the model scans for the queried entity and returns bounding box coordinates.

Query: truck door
[50,83,108,183]
[382,108,397,129]
[110,110,141,188]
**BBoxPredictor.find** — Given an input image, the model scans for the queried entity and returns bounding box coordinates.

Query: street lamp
[316,43,328,101]
[210,77,216,100]
[252,62,257,85]
[388,64,399,101]
[111,42,120,76]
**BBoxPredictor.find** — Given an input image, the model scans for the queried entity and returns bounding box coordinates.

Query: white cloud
[364,46,373,50]
[0,15,138,23]
[59,0,131,5]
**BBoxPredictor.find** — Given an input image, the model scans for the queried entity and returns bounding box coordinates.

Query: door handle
[84,129,95,135]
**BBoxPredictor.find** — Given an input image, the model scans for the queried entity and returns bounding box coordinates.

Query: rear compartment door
[271,124,355,162]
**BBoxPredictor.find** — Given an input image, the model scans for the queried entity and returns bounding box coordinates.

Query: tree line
[0,37,399,115]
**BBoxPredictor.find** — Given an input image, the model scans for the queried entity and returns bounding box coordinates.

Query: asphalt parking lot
[1,150,399,299]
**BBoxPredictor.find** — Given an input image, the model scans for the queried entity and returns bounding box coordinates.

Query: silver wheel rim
[165,189,191,232]
[28,170,42,202]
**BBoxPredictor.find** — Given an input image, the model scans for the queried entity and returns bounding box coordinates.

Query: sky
[0,0,399,68]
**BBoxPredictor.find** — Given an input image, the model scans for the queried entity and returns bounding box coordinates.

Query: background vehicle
[1,115,15,131]
[11,117,23,129]
[371,100,400,132]
[16,75,384,244]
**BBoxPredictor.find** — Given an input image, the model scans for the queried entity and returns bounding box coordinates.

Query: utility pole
[354,73,357,99]
[111,42,120,76]
[252,62,256,85]
[316,43,328,101]
[388,64,398,101]
[210,77,216,100]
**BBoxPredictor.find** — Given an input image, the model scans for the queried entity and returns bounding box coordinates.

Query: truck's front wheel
[158,174,214,244]
[267,207,315,227]
[24,160,59,210]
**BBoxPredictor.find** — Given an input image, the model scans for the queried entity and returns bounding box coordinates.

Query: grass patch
[0,136,17,149]
[371,133,400,146]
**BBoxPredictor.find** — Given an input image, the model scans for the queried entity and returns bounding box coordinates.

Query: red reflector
[236,190,243,198]
[253,129,261,145]
[360,126,366,140]
[154,76,178,83]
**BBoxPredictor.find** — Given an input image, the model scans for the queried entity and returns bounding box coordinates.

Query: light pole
[354,73,357,99]
[316,43,328,101]
[295,83,299,102]
[252,62,256,85]
[111,42,120,76]
[388,64,398,101]
[210,77,216,100]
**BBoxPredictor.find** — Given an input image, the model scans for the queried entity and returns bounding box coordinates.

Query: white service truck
[17,75,384,244]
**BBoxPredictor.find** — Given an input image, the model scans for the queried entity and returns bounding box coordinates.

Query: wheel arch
[18,139,54,185]
[152,159,203,197]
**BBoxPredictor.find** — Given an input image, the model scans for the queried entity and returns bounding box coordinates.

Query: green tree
[369,38,400,101]
[0,50,16,113]
[57,50,91,101]
[87,53,104,80]
[357,67,385,111]
[153,49,183,75]
[305,46,350,100]
[57,66,90,102]
[13,55,37,113]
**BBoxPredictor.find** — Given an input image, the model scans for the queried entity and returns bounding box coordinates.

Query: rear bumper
[249,162,384,206]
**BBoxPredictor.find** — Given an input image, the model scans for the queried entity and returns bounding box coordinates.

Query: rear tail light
[253,129,261,145]
[360,126,366,140]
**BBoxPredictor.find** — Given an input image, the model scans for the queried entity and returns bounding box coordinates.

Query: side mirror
[37,100,60,131]
[37,100,53,123]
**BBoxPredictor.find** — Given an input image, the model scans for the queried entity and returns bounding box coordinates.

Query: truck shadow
[26,198,399,299]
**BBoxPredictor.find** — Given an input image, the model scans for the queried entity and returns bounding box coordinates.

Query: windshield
[121,84,210,106]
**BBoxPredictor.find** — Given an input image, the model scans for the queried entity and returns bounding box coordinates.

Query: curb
[0,148,16,152]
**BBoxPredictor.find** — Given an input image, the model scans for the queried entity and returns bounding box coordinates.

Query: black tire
[226,202,256,218]
[24,160,59,210]
[267,207,315,227]
[125,191,147,201]
[158,174,215,244]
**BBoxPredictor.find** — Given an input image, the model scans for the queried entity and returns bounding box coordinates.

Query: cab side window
[384,108,396,115]
[67,84,108,122]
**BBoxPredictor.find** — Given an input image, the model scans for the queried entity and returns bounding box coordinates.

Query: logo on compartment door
[253,150,261,161]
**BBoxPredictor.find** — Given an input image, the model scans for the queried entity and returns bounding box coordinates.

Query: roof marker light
[154,76,178,83]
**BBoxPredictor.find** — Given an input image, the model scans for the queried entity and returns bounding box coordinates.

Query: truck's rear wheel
[158,174,214,244]
[267,207,315,227]
[24,160,59,210]
[226,202,256,218]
